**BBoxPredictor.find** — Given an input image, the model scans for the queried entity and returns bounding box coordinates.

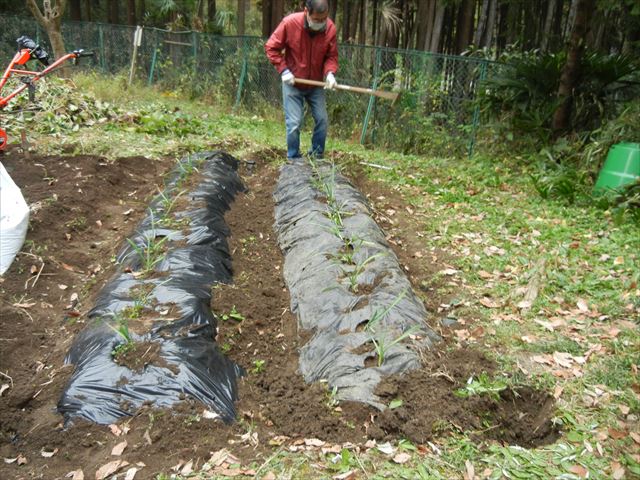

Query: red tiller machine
[0,36,93,150]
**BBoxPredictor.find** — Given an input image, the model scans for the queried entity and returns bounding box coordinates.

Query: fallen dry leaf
[143,429,152,445]
[41,448,58,458]
[517,300,532,310]
[629,432,640,445]
[58,284,68,290]
[95,460,128,480]
[0,384,10,396]
[440,268,458,276]
[569,464,588,478]
[108,424,122,436]
[180,460,193,476]
[111,440,127,456]
[124,468,138,480]
[576,299,589,312]
[465,459,476,480]
[608,428,628,440]
[553,385,564,399]
[611,461,625,480]
[17,454,27,465]
[393,452,411,464]
[66,470,84,480]
[333,471,357,480]
[304,438,325,447]
[262,473,276,480]
[479,297,500,309]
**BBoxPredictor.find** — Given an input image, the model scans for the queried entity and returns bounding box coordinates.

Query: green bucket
[593,142,640,194]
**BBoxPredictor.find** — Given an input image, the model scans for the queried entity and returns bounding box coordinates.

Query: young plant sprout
[340,253,385,293]
[125,233,169,276]
[365,289,408,333]
[105,314,135,357]
[370,325,419,367]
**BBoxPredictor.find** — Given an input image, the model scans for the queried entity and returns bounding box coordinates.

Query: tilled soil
[1,147,557,479]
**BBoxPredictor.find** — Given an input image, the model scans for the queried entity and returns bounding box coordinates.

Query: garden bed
[0,147,558,478]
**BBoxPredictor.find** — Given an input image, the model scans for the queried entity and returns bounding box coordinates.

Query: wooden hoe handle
[294,78,399,101]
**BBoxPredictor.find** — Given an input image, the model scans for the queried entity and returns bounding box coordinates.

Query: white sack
[0,162,29,275]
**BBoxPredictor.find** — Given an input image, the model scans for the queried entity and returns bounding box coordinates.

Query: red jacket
[265,12,339,87]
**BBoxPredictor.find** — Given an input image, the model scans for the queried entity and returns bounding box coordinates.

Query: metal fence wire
[1,16,495,156]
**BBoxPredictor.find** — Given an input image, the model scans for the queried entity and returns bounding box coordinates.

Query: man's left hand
[325,72,337,90]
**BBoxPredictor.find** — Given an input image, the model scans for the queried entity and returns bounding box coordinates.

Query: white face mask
[307,16,327,31]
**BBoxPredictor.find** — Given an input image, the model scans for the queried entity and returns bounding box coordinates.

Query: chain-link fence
[1,15,494,156]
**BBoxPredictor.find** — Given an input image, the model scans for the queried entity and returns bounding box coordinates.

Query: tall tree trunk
[237,0,245,35]
[26,0,67,70]
[563,0,578,41]
[416,0,432,51]
[271,0,284,35]
[137,0,145,23]
[358,0,367,45]
[341,0,351,42]
[496,0,509,52]
[506,1,521,47]
[262,0,271,37]
[456,0,474,54]
[349,0,360,43]
[541,0,557,51]
[127,0,136,25]
[429,1,446,52]
[84,0,91,21]
[69,0,81,20]
[425,0,436,49]
[329,0,337,20]
[106,0,120,24]
[481,0,497,48]
[474,0,490,47]
[208,0,217,25]
[552,0,595,135]
[372,0,379,45]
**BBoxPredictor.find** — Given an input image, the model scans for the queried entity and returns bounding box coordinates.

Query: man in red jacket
[265,0,338,160]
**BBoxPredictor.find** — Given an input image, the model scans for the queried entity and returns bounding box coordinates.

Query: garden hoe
[294,77,399,102]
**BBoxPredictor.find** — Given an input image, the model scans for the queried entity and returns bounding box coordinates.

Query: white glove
[281,68,295,86]
[325,72,337,90]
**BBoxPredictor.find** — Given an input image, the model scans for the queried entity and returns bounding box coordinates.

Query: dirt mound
[0,147,558,479]
[372,349,559,447]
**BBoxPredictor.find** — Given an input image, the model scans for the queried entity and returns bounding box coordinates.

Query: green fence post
[192,31,198,77]
[98,25,106,72]
[148,38,159,86]
[468,59,488,158]
[360,47,382,146]
[234,37,248,112]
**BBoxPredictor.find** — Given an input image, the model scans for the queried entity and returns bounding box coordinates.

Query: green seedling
[322,221,347,243]
[454,372,508,401]
[388,398,404,409]
[326,385,340,408]
[156,188,186,217]
[341,253,384,293]
[325,199,352,228]
[251,359,265,374]
[370,325,419,367]
[221,305,244,322]
[106,314,135,358]
[365,289,408,333]
[125,233,169,275]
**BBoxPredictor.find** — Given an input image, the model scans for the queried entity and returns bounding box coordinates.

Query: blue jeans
[282,83,328,159]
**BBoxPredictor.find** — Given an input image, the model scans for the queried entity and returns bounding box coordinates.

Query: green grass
[21,75,640,480]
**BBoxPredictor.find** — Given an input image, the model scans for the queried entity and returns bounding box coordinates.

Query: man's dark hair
[305,0,329,14]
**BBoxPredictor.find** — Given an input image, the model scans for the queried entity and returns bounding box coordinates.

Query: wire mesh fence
[1,15,495,156]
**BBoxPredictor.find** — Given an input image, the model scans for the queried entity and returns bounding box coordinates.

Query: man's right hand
[281,69,295,86]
